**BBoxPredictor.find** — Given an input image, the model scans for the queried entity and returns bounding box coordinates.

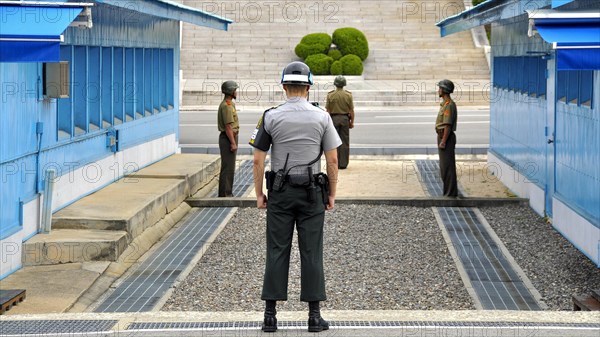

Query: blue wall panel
[117,110,177,150]
[0,63,53,239]
[555,96,600,226]
[0,63,43,163]
[490,15,551,188]
[490,88,547,186]
[0,155,37,239]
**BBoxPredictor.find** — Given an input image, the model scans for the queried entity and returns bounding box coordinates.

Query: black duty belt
[265,171,330,204]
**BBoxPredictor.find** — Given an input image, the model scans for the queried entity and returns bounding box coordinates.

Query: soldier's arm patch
[249,111,272,151]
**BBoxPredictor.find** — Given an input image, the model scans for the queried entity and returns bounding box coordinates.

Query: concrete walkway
[2,155,599,336]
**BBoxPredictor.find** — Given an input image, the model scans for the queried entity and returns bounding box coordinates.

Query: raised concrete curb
[133,154,220,197]
[23,229,128,266]
[186,197,528,208]
[52,178,187,238]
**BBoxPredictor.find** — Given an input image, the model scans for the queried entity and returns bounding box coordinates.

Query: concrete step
[21,154,220,267]
[51,178,188,238]
[51,154,219,239]
[22,230,128,266]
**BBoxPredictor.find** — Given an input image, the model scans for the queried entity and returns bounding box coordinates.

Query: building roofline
[436,0,551,37]
[93,0,232,31]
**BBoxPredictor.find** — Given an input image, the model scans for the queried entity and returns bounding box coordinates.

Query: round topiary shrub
[295,33,332,60]
[339,54,363,75]
[332,28,369,61]
[327,49,342,61]
[305,54,334,75]
[330,60,343,75]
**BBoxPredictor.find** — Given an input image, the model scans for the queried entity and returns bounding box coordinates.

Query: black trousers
[438,132,458,197]
[331,114,350,169]
[218,132,238,197]
[262,184,326,302]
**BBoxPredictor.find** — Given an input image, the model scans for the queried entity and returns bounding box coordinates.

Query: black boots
[308,301,329,332]
[263,300,328,333]
[262,300,277,332]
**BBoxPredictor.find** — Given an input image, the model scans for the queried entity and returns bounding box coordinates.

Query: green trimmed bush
[339,55,363,75]
[295,33,332,60]
[332,28,369,61]
[330,60,343,75]
[327,49,342,61]
[305,54,334,75]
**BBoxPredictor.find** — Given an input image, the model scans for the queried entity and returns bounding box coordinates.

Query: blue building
[438,0,600,265]
[0,0,231,278]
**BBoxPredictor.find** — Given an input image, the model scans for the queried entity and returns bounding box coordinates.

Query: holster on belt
[265,171,330,205]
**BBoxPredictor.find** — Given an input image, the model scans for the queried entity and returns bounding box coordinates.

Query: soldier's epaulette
[328,90,335,94]
[345,90,352,94]
[264,104,283,113]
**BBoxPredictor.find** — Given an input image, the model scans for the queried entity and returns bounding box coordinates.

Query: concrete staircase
[22,155,220,267]
[179,0,490,108]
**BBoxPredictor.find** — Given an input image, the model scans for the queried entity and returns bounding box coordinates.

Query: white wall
[488,151,545,216]
[553,200,600,267]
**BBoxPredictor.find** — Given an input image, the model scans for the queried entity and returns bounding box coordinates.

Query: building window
[101,47,113,126]
[493,56,547,98]
[579,70,593,107]
[57,46,175,140]
[557,70,594,108]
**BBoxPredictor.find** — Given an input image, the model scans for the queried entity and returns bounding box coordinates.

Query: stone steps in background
[177,0,490,108]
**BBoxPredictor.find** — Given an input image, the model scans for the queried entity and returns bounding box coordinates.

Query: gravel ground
[163,205,475,312]
[480,205,600,310]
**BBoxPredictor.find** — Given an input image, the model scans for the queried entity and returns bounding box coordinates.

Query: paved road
[179,106,490,154]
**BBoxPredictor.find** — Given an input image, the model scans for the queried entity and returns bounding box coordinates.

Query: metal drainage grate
[126,321,600,330]
[415,160,540,310]
[437,207,541,310]
[210,160,254,197]
[94,161,253,313]
[0,320,117,335]
[416,159,446,197]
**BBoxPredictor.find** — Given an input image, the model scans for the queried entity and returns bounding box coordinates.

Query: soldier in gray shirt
[249,61,341,333]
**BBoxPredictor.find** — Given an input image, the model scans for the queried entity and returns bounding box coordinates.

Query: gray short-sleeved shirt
[249,97,342,174]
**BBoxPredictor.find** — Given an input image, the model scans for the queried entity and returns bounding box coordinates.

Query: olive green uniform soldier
[435,79,458,197]
[250,62,341,333]
[217,81,239,197]
[325,75,354,169]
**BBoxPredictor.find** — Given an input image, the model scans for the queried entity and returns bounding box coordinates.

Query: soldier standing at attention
[217,81,239,197]
[435,79,458,197]
[325,75,354,169]
[249,61,341,333]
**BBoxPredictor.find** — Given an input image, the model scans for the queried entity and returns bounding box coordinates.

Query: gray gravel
[163,205,475,312]
[480,205,600,310]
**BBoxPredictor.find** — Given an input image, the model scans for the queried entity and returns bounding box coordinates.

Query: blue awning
[556,47,600,70]
[0,3,88,62]
[530,10,600,70]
